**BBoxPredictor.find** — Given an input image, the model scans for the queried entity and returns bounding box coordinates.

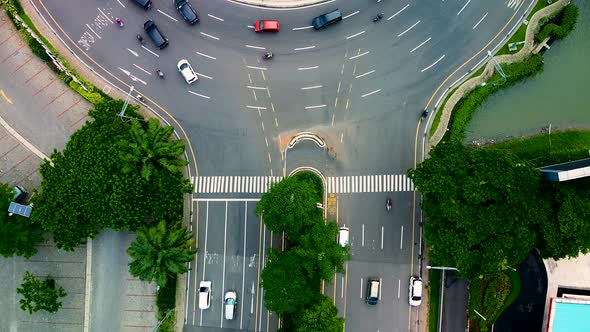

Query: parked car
[177,59,198,84]
[366,277,380,305]
[143,20,169,49]
[198,281,211,309]
[175,0,199,24]
[255,20,280,32]
[312,9,342,30]
[224,291,237,320]
[12,186,27,204]
[409,276,423,306]
[338,226,349,246]
[131,0,152,10]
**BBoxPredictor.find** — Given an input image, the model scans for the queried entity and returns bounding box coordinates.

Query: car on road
[177,59,198,84]
[312,9,342,30]
[409,276,423,306]
[224,291,237,320]
[143,20,169,49]
[198,281,211,309]
[12,186,28,204]
[255,20,280,32]
[366,277,380,305]
[175,0,199,24]
[131,0,152,10]
[338,226,349,246]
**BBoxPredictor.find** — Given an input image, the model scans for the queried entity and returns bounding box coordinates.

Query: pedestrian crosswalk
[507,0,522,10]
[192,174,414,194]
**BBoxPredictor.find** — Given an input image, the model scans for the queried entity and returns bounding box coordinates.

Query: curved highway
[30,0,535,331]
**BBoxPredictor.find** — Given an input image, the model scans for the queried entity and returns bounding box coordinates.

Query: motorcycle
[116,17,124,28]
[386,198,392,211]
[137,33,145,45]
[136,94,145,102]
[421,110,429,118]
[373,13,384,22]
[263,52,273,60]
[156,69,165,79]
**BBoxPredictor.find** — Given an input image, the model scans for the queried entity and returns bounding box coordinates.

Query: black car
[144,20,169,49]
[312,9,342,30]
[175,0,199,24]
[131,0,152,10]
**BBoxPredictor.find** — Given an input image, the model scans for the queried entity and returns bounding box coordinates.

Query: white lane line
[133,64,151,75]
[400,225,404,249]
[397,279,401,298]
[355,70,375,78]
[421,54,445,72]
[293,25,314,30]
[141,46,160,57]
[298,66,319,71]
[473,12,488,29]
[86,24,101,39]
[362,224,365,247]
[220,201,228,327]
[305,104,327,109]
[188,90,211,99]
[157,9,178,22]
[341,276,345,298]
[199,202,210,326]
[346,30,366,40]
[294,45,316,51]
[388,4,409,20]
[247,25,254,29]
[97,8,112,23]
[245,44,266,50]
[343,10,360,19]
[360,278,364,298]
[247,86,267,90]
[398,20,420,37]
[457,0,471,16]
[201,32,220,40]
[381,226,384,250]
[208,14,224,21]
[116,0,125,8]
[196,51,216,60]
[349,51,369,60]
[126,49,139,57]
[240,202,247,330]
[195,72,212,80]
[379,278,382,300]
[410,37,431,53]
[246,105,267,110]
[361,89,381,98]
[301,85,322,90]
[246,65,267,70]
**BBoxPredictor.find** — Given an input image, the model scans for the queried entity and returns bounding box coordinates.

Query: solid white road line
[360,278,364,298]
[342,10,360,19]
[247,105,267,110]
[195,72,212,80]
[361,89,381,98]
[133,64,151,75]
[246,65,267,70]
[292,25,314,30]
[141,46,160,57]
[240,202,247,329]
[346,30,366,40]
[196,51,216,60]
[388,4,409,20]
[398,279,401,298]
[86,24,101,39]
[126,49,139,57]
[341,276,345,298]
[208,14,224,21]
[410,37,431,53]
[246,44,266,50]
[301,85,322,90]
[188,90,211,99]
[457,0,471,16]
[97,8,112,23]
[362,224,365,247]
[398,20,420,37]
[247,86,267,90]
[355,70,375,78]
[400,225,404,249]
[220,202,228,327]
[294,45,316,51]
[158,9,178,22]
[473,12,488,29]
[305,104,327,109]
[349,51,369,60]
[421,54,446,72]
[116,0,125,8]
[381,226,384,250]
[298,66,319,71]
[201,32,220,40]
[199,202,210,326]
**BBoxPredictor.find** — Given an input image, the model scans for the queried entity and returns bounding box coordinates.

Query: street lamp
[426,266,459,332]
[426,266,459,271]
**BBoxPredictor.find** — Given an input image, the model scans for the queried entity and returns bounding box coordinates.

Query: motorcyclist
[386,198,392,211]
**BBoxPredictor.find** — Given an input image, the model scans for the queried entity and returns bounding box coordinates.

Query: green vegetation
[155,276,177,332]
[258,172,349,331]
[496,0,553,55]
[0,183,44,258]
[535,4,579,43]
[427,269,441,332]
[469,273,512,332]
[127,221,196,287]
[17,271,67,314]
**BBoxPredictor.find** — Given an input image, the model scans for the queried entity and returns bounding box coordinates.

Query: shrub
[69,81,103,104]
[535,4,578,42]
[156,276,177,312]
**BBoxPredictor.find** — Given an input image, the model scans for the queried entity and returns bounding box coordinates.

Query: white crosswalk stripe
[192,174,414,193]
[507,0,522,10]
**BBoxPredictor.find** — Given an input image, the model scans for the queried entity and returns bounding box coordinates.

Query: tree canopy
[17,271,67,314]
[293,295,344,332]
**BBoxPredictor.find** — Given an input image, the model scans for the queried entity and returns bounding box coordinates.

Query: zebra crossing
[192,174,414,194]
[507,0,522,10]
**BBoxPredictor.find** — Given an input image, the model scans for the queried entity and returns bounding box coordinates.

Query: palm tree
[119,118,188,181]
[127,221,196,287]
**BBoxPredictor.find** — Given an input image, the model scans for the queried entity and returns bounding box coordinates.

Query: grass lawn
[496,0,553,55]
[428,269,441,332]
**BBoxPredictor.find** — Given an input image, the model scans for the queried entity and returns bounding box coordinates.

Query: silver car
[177,59,198,84]
[224,291,237,320]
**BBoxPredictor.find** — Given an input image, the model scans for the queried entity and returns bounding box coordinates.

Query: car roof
[199,280,211,287]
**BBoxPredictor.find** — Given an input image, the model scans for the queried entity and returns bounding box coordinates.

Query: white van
[338,226,349,246]
[198,281,211,309]
[224,291,237,320]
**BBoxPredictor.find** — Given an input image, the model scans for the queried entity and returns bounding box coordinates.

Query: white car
[177,59,198,84]
[338,226,349,247]
[224,291,237,320]
[198,281,211,309]
[409,276,423,306]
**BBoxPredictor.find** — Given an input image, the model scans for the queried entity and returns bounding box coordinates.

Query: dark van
[312,9,342,30]
[144,20,169,49]
[131,0,152,10]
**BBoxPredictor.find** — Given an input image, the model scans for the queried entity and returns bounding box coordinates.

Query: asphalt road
[30,0,536,330]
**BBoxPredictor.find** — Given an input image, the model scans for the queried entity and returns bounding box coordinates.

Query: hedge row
[446,54,545,143]
[535,4,579,43]
[155,276,177,332]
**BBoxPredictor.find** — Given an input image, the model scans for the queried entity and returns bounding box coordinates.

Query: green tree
[293,295,344,332]
[118,118,188,181]
[257,177,322,243]
[17,271,67,314]
[261,249,320,316]
[408,142,551,278]
[293,220,349,283]
[128,221,196,287]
